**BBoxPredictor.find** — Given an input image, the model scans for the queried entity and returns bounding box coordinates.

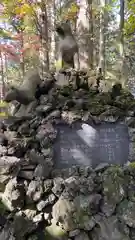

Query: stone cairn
[1,69,135,240]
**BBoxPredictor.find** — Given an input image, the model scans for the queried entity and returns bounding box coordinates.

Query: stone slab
[54,122,130,168]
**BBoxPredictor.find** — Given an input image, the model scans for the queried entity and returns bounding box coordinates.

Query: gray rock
[44,179,53,193]
[36,200,46,211]
[29,116,42,129]
[61,177,80,200]
[0,145,7,156]
[130,228,135,240]
[37,194,56,210]
[95,163,109,172]
[52,197,77,231]
[39,95,48,105]
[34,163,52,180]
[0,156,21,172]
[78,166,92,177]
[99,115,119,123]
[101,166,126,216]
[91,216,130,240]
[127,111,134,117]
[79,175,96,194]
[41,147,53,158]
[0,223,15,240]
[36,103,53,115]
[65,176,80,192]
[33,213,43,223]
[74,232,90,240]
[117,200,135,228]
[127,174,135,201]
[44,110,61,122]
[44,212,51,221]
[36,122,57,142]
[0,174,11,191]
[125,117,135,127]
[21,164,35,170]
[69,229,80,237]
[4,130,17,143]
[0,133,8,146]
[63,166,79,178]
[72,194,100,230]
[28,149,45,164]
[0,215,6,228]
[12,212,37,238]
[7,147,16,155]
[18,170,34,180]
[23,208,37,220]
[61,111,82,124]
[2,177,25,211]
[52,177,65,197]
[81,216,96,231]
[45,219,68,239]
[27,235,38,240]
[18,121,30,135]
[26,180,43,202]
[74,194,102,215]
[46,193,56,205]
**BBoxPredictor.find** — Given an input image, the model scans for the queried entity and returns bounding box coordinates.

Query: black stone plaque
[54,122,130,168]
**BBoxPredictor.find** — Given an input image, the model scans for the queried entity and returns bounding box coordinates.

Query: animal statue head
[4,86,19,103]
[56,20,72,37]
[4,86,32,105]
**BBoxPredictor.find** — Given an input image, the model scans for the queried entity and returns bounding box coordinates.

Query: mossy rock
[45,220,68,240]
[128,162,135,168]
[100,105,125,117]
[0,175,10,192]
[124,163,135,201]
[0,199,8,214]
[88,103,106,115]
[59,86,73,97]
[117,200,135,228]
[92,92,112,105]
[114,92,135,110]
[101,166,127,215]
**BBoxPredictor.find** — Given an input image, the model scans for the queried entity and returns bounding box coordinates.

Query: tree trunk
[0,50,4,86]
[119,0,127,86]
[98,0,106,79]
[0,49,8,119]
[37,1,49,78]
[76,0,91,69]
[20,31,25,77]
[87,0,94,69]
[47,0,56,69]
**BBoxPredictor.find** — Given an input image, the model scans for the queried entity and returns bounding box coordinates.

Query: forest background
[0,0,135,95]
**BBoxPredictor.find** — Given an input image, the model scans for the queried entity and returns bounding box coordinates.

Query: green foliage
[0,0,40,84]
[125,0,135,36]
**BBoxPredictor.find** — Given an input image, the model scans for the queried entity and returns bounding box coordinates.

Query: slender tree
[98,0,106,79]
[119,0,128,86]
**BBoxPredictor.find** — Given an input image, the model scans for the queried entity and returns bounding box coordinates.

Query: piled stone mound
[1,70,135,239]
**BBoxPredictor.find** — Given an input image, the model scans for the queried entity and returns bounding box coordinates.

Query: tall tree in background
[87,0,94,69]
[47,0,56,68]
[119,0,126,85]
[98,0,106,79]
[38,1,49,75]
[76,0,91,69]
[0,49,4,84]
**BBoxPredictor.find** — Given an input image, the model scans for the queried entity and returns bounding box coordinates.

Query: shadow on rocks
[0,208,51,240]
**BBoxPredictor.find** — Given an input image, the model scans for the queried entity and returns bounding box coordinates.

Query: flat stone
[18,170,34,180]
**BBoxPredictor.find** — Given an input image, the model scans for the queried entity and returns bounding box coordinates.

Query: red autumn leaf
[0,44,20,61]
